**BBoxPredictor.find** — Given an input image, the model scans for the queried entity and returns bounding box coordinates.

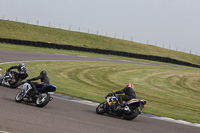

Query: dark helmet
[40,70,47,76]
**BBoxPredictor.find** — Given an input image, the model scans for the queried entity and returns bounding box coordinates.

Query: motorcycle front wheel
[36,93,50,107]
[96,103,107,114]
[15,90,24,102]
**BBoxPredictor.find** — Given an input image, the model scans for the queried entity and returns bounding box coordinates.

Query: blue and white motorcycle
[0,67,28,88]
[15,81,56,107]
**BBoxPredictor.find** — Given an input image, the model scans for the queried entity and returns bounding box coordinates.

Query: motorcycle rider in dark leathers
[112,83,136,107]
[27,70,50,95]
[5,62,27,80]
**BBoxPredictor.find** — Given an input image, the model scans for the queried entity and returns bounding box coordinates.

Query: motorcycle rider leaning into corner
[112,83,136,107]
[27,70,50,95]
[5,62,27,79]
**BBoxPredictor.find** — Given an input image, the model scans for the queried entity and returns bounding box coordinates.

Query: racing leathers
[114,86,136,106]
[28,70,50,94]
[7,65,26,74]
[6,64,27,80]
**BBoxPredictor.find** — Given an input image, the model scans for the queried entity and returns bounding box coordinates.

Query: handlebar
[106,93,116,98]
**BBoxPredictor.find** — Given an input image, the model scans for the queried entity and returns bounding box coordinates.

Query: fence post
[27,19,29,24]
[69,25,71,31]
[37,20,39,26]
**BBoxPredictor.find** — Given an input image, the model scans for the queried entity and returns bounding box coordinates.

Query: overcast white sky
[0,0,200,56]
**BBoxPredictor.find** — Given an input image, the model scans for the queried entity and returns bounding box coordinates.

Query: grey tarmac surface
[0,50,199,133]
[0,50,177,67]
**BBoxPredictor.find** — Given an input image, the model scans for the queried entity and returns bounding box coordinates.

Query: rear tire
[0,74,3,85]
[123,106,139,120]
[9,79,22,88]
[96,103,107,114]
[15,90,24,102]
[36,93,50,107]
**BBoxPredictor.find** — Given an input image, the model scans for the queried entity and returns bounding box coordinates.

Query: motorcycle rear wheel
[0,75,3,85]
[123,106,139,120]
[96,103,107,114]
[9,79,22,88]
[36,93,50,107]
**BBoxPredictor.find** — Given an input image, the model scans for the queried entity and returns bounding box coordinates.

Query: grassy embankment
[0,19,200,66]
[0,19,200,123]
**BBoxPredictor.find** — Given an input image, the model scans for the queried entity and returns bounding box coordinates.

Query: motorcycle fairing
[107,96,118,106]
[125,99,146,111]
[37,84,56,92]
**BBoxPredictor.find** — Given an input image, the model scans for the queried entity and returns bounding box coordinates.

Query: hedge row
[0,38,200,68]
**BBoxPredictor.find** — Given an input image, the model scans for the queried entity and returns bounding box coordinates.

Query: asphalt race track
[0,50,199,133]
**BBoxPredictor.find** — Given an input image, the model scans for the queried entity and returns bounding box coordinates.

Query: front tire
[15,90,24,102]
[36,93,50,107]
[123,106,139,120]
[96,103,107,114]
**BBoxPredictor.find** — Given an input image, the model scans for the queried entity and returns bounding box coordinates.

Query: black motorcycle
[0,68,28,88]
[96,93,147,120]
[15,81,56,107]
